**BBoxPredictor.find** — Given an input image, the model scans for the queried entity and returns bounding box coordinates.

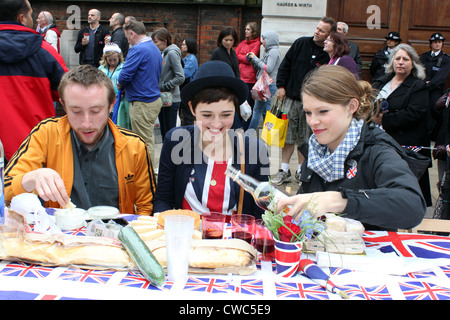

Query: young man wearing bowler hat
[153,60,270,219]
[370,31,402,82]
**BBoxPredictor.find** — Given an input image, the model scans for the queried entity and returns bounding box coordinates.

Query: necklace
[209,160,228,187]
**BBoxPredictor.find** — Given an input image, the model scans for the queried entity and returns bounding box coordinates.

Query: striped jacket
[0,22,68,160]
[5,116,156,215]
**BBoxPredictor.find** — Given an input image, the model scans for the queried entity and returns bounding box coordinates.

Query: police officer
[420,33,450,180]
[420,33,449,105]
[370,31,402,82]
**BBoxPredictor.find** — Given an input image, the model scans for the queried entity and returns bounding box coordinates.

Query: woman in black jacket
[372,44,431,206]
[210,27,240,79]
[276,65,427,231]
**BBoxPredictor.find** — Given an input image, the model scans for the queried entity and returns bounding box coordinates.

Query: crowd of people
[1,0,450,231]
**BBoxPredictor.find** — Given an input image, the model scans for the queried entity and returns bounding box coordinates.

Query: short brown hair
[123,19,146,35]
[58,65,116,106]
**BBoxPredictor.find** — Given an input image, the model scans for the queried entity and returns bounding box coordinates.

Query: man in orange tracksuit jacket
[5,65,156,215]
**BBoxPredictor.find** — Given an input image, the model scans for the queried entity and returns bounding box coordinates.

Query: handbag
[250,66,273,102]
[161,92,173,107]
[261,99,289,148]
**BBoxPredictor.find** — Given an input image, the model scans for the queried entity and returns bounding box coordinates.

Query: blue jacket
[118,37,162,103]
[154,126,270,218]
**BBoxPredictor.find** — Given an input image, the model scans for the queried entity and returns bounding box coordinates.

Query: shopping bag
[251,67,273,102]
[261,100,288,147]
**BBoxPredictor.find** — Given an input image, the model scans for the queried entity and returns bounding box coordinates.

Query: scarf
[307,119,364,182]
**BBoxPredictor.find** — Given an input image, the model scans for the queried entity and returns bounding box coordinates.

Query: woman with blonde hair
[277,65,427,231]
[371,43,431,207]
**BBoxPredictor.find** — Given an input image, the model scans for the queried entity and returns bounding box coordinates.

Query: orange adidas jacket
[5,116,156,215]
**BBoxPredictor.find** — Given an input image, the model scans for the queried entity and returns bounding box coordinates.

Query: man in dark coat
[370,31,402,82]
[108,12,129,58]
[74,8,109,67]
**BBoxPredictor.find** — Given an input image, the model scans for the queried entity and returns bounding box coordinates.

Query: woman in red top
[236,22,262,123]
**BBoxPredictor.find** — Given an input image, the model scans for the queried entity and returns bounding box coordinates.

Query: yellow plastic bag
[261,109,288,147]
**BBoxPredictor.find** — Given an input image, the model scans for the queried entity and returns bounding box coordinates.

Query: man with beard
[74,8,109,67]
[5,65,156,215]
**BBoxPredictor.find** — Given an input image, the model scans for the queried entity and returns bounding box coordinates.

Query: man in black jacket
[74,9,109,67]
[272,17,335,186]
[108,12,129,58]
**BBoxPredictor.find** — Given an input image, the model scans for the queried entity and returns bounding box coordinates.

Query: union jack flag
[363,231,450,259]
[120,271,169,290]
[341,284,392,300]
[275,282,329,300]
[274,239,302,277]
[228,278,264,296]
[346,160,357,179]
[58,267,115,284]
[400,281,450,300]
[184,277,230,294]
[1,261,54,278]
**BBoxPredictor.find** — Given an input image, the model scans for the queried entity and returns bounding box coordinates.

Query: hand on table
[22,168,70,207]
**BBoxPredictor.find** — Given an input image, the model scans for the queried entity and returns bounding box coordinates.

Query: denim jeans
[247,84,277,131]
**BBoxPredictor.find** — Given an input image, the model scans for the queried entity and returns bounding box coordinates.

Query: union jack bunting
[58,267,115,284]
[340,284,392,300]
[363,231,450,259]
[1,261,53,279]
[275,282,329,300]
[228,278,264,296]
[183,277,230,294]
[119,271,169,290]
[399,281,450,300]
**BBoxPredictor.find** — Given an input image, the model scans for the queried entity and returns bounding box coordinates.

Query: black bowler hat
[429,32,445,42]
[385,31,402,42]
[180,60,248,106]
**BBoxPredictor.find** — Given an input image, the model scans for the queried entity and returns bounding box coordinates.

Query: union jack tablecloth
[1,215,450,300]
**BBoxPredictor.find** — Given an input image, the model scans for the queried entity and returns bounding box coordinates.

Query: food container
[87,206,119,220]
[54,208,87,231]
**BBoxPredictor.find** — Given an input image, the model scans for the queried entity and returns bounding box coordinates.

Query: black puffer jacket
[298,124,428,231]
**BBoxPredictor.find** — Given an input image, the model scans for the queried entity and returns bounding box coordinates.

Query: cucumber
[118,225,166,287]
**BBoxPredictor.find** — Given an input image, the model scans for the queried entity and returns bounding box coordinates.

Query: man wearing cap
[420,32,450,175]
[154,60,270,219]
[420,33,449,106]
[370,31,402,82]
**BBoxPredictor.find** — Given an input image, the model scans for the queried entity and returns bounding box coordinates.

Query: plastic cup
[201,212,226,239]
[231,214,255,244]
[164,215,194,285]
[83,33,89,41]
[255,219,275,261]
